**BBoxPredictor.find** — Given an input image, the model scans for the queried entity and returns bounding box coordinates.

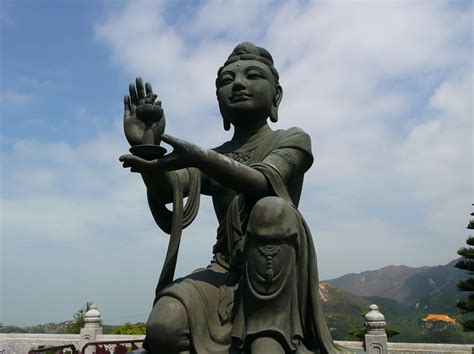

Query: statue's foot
[250,337,285,354]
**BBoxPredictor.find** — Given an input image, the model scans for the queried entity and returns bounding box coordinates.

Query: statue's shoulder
[211,127,311,154]
[275,126,312,153]
[212,141,232,153]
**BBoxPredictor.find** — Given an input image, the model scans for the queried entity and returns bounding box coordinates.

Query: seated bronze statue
[120,42,349,354]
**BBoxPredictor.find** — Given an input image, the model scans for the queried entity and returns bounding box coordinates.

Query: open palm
[123,77,166,146]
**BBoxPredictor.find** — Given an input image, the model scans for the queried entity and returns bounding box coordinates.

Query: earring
[223,119,231,131]
[270,106,278,123]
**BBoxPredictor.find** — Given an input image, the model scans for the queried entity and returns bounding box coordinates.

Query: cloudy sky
[1,0,472,326]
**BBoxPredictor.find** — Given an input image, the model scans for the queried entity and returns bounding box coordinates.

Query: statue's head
[216,42,283,131]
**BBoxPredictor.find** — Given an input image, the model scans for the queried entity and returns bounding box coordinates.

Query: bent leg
[244,196,302,353]
[146,296,191,354]
[246,196,299,295]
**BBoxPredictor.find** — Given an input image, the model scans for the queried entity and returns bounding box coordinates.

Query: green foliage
[65,302,93,334]
[458,317,474,331]
[457,246,474,260]
[348,327,365,341]
[457,278,474,292]
[112,322,147,335]
[455,207,474,331]
[385,328,400,338]
[348,327,399,341]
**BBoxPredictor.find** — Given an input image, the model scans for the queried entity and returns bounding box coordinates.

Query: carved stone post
[79,304,103,353]
[364,304,388,354]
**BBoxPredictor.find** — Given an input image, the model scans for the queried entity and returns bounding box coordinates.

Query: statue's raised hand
[124,77,166,146]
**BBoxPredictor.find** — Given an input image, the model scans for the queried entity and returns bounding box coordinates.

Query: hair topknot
[216,42,280,86]
[230,42,274,64]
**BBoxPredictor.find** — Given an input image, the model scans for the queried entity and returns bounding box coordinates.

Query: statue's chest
[210,148,258,220]
[223,148,257,164]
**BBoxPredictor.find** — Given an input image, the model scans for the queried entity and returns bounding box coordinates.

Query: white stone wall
[0,333,80,354]
[0,334,146,354]
[387,342,473,354]
[0,334,472,354]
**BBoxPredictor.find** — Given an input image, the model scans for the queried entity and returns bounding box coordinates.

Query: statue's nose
[232,75,246,91]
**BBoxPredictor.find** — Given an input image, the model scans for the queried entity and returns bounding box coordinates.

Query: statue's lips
[229,93,252,102]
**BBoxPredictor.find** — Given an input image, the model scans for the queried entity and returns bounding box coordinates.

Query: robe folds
[149,127,351,353]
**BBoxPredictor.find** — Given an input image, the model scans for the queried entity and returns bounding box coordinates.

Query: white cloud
[393,72,472,234]
[2,0,472,324]
[92,0,471,276]
[1,118,218,325]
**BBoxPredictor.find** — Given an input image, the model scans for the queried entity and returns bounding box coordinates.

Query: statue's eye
[247,71,264,80]
[219,74,234,86]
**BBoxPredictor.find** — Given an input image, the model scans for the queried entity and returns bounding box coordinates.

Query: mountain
[319,281,473,344]
[325,259,468,314]
[319,283,411,340]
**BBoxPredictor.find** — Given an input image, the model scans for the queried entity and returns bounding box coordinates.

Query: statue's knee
[146,296,190,353]
[246,197,298,293]
[247,196,297,240]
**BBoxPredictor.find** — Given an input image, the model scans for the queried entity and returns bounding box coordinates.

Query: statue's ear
[270,85,283,123]
[223,118,231,131]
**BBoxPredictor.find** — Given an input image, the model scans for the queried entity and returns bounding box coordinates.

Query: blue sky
[1,0,472,326]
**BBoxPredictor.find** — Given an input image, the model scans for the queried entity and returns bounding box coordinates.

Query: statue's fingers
[129,83,138,105]
[160,134,183,149]
[119,154,133,162]
[119,154,140,166]
[144,93,157,105]
[124,96,132,118]
[145,82,153,96]
[120,154,158,171]
[136,77,146,101]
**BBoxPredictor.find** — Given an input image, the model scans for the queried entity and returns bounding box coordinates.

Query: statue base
[130,144,167,161]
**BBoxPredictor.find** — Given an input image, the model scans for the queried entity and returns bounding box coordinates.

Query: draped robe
[147,127,349,353]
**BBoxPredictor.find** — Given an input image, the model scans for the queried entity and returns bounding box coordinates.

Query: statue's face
[217,60,277,126]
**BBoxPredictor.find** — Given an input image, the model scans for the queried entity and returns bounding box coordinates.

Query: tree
[455,205,474,331]
[112,322,147,335]
[348,313,399,341]
[65,302,93,334]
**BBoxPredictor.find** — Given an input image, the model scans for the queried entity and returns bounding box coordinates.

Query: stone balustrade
[0,304,472,354]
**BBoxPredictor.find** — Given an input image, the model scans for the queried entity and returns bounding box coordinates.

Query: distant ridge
[325,259,468,313]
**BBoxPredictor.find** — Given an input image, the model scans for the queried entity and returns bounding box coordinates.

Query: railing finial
[84,304,101,329]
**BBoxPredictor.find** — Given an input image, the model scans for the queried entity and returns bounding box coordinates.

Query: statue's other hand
[119,134,204,173]
[119,154,157,173]
[123,77,166,146]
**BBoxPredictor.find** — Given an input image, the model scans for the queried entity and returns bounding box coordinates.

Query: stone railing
[337,304,473,353]
[0,304,472,354]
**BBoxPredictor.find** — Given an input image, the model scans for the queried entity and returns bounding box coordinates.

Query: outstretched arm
[120,134,309,199]
[120,134,268,197]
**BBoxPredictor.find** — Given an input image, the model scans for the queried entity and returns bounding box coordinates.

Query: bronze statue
[120,42,349,354]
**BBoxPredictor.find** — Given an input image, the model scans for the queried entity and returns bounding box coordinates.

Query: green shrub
[112,322,147,335]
